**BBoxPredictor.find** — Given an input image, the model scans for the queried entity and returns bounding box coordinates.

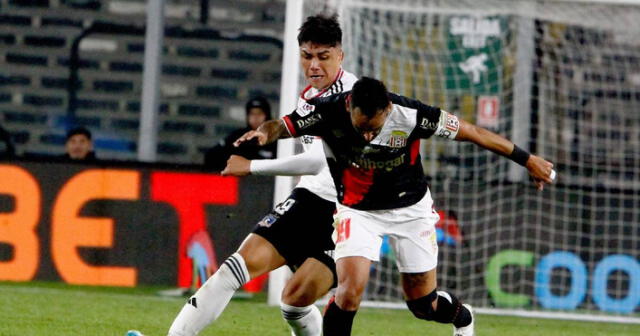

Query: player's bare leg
[168,234,285,336]
[237,234,287,277]
[323,256,371,336]
[280,258,334,336]
[402,269,474,336]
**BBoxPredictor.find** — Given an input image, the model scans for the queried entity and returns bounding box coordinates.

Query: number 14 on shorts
[335,218,351,243]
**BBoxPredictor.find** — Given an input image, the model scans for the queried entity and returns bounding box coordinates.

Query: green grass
[0,281,637,336]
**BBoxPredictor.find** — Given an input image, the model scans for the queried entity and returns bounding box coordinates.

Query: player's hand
[525,155,555,191]
[221,155,251,177]
[233,130,268,147]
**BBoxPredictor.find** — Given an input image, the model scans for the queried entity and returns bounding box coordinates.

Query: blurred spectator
[204,97,277,170]
[0,124,15,159]
[62,127,97,161]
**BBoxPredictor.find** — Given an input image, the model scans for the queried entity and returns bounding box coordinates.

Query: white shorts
[332,190,441,273]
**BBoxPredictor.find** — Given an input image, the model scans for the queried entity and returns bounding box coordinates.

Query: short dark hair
[66,126,92,141]
[297,14,342,47]
[350,77,390,118]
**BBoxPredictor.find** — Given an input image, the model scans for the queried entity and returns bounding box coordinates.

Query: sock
[281,303,322,336]
[168,253,250,336]
[434,291,472,328]
[322,299,357,336]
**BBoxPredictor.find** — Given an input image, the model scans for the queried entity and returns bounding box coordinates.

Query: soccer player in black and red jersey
[168,15,356,336]
[234,77,555,336]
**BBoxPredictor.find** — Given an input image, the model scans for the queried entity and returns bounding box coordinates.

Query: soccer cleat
[453,304,474,336]
[125,330,144,336]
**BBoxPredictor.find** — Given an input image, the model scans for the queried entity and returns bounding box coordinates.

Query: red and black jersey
[282,92,460,210]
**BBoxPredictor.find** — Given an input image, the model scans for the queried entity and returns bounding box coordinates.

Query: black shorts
[253,188,337,285]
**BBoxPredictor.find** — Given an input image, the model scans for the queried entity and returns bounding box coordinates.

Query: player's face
[299,42,344,90]
[65,134,92,160]
[350,105,391,142]
[247,107,268,130]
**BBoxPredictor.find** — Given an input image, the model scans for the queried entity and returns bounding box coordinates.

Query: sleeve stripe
[282,115,297,137]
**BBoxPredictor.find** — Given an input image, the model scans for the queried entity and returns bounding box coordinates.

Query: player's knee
[281,281,317,306]
[237,237,284,277]
[406,290,438,321]
[335,285,365,310]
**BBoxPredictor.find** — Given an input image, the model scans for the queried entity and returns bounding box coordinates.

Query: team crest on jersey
[389,131,408,148]
[257,214,277,228]
[298,102,315,116]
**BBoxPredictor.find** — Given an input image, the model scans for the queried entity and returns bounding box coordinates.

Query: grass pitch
[0,281,636,336]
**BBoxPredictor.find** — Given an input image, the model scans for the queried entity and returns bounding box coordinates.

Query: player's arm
[454,116,554,190]
[233,100,326,148]
[413,98,554,189]
[233,119,291,147]
[221,139,326,177]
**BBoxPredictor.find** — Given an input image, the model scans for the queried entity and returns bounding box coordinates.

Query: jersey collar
[300,68,345,101]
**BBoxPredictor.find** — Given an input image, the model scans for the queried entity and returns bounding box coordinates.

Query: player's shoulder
[309,91,349,107]
[389,92,440,113]
[339,70,358,90]
[294,92,348,118]
[389,92,423,109]
[324,69,358,95]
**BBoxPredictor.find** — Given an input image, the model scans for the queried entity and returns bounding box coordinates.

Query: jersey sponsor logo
[348,153,406,171]
[296,113,322,130]
[360,145,381,154]
[389,130,408,148]
[419,117,439,131]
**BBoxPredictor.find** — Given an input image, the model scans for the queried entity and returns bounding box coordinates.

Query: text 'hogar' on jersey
[283,92,460,211]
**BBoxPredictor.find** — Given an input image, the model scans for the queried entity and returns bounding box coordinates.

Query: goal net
[292,0,640,322]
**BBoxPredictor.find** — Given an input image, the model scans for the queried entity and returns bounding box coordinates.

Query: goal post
[267,0,304,306]
[273,0,640,323]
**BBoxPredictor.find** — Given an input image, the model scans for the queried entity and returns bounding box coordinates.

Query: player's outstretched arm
[233,119,291,147]
[221,143,326,177]
[454,117,554,190]
[226,137,326,177]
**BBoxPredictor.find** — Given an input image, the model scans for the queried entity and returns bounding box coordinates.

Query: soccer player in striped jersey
[168,15,356,336]
[234,77,555,336]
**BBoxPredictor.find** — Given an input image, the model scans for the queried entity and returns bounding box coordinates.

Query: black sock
[433,292,472,328]
[323,300,357,336]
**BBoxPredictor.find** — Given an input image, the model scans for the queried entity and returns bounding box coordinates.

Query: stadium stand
[0,0,285,163]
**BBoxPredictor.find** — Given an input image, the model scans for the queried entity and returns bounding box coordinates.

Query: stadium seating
[0,0,285,163]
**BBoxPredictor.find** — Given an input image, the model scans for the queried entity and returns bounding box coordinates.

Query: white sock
[168,253,250,336]
[281,303,323,336]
